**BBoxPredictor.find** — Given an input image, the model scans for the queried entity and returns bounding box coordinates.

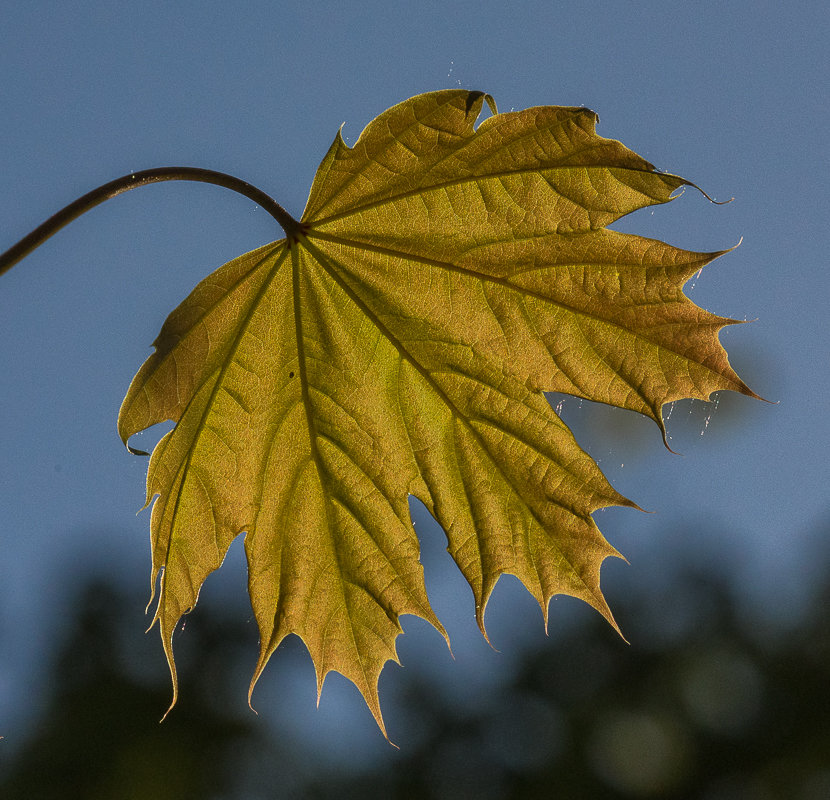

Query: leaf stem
[0,167,300,277]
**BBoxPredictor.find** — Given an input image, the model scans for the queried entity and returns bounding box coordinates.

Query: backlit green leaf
[118,90,755,737]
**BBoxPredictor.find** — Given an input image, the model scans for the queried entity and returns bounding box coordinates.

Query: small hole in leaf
[289,371,295,378]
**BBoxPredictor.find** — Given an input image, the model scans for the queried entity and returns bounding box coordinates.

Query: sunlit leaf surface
[118,90,755,736]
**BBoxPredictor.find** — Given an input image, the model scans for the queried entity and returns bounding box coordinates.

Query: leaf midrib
[291,242,380,708]
[300,236,601,602]
[154,247,291,599]
[309,155,676,229]
[305,230,737,395]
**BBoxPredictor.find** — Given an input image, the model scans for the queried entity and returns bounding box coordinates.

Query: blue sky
[1,0,827,764]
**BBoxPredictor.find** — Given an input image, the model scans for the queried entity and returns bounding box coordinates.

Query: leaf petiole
[0,166,300,277]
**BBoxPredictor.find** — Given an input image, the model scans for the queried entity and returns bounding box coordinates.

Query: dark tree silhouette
[3,533,828,799]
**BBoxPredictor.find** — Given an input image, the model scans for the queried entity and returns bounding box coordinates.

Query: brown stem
[0,167,300,277]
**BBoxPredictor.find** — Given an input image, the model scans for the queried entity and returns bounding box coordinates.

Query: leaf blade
[119,90,756,734]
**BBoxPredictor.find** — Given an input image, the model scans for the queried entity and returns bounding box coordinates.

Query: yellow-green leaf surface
[117,90,755,736]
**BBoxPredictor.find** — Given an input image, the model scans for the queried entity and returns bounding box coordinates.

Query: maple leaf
[115,90,755,737]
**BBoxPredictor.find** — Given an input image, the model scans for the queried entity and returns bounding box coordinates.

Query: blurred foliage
[2,539,828,799]
[324,564,830,799]
[0,581,263,799]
